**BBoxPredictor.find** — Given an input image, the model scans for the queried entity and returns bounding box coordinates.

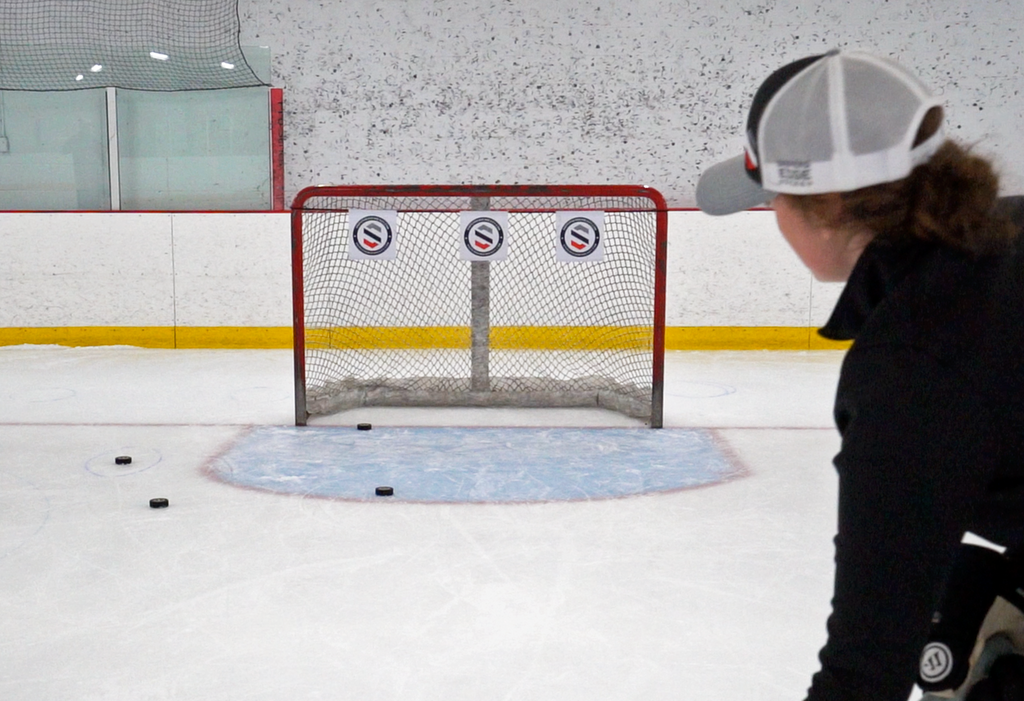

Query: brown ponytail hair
[785,115,1018,256]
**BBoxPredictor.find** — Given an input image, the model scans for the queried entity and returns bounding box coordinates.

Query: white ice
[0,346,925,700]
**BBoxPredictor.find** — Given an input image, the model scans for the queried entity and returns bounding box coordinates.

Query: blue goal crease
[207,426,740,504]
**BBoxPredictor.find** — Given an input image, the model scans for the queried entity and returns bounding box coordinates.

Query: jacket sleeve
[806,346,999,701]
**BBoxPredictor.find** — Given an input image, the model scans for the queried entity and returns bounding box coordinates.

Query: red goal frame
[290,184,668,427]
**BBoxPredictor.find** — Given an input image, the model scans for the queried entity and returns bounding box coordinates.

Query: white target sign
[459,211,509,261]
[347,210,398,260]
[555,211,605,262]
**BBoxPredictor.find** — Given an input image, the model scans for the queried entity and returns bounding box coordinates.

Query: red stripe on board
[270,88,285,212]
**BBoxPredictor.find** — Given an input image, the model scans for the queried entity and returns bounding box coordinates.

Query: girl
[696,50,1024,701]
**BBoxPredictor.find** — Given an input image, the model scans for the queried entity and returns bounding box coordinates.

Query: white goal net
[291,185,667,427]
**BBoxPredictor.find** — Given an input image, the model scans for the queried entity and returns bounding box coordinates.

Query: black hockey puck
[357,423,372,431]
[375,486,394,497]
[149,498,169,509]
[115,455,132,465]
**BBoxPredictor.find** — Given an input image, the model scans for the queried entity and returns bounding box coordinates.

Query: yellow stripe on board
[175,326,293,349]
[306,326,653,351]
[0,326,291,349]
[0,326,851,351]
[494,326,652,350]
[306,326,469,350]
[665,327,852,351]
[0,326,177,348]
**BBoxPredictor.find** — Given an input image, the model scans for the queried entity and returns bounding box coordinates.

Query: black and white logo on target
[555,211,605,262]
[353,217,391,255]
[459,211,509,261]
[464,218,504,257]
[347,210,398,260]
[560,218,601,257]
[919,642,954,684]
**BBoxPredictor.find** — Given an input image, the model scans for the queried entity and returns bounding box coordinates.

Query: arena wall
[3,0,1021,349]
[0,210,848,350]
[238,0,1024,207]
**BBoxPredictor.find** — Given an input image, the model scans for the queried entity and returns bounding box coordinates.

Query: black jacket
[806,197,1024,701]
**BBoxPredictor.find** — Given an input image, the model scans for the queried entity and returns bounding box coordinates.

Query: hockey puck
[375,486,394,497]
[357,423,372,431]
[149,498,169,509]
[115,455,132,465]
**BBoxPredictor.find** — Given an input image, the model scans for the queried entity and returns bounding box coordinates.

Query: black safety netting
[0,0,267,91]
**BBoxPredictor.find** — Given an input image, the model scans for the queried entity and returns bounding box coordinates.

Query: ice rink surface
[0,346,927,701]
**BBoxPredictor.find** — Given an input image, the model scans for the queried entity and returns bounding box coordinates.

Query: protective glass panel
[0,89,110,210]
[117,86,271,210]
[0,0,265,91]
[240,46,271,85]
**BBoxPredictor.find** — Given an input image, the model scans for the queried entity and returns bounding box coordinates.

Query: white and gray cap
[696,50,945,216]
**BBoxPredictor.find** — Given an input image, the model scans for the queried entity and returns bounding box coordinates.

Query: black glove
[918,544,1008,693]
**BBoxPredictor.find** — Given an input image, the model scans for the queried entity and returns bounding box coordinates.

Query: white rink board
[0,213,175,327]
[171,213,292,327]
[0,210,843,331]
[667,211,845,328]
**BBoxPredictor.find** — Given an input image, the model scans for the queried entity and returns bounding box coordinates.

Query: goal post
[291,184,668,427]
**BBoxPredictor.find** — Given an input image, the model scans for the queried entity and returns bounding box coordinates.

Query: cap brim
[696,154,775,215]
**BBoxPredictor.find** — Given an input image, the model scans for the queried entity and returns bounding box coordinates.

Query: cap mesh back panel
[0,0,265,91]
[844,58,920,156]
[295,189,665,424]
[761,63,834,164]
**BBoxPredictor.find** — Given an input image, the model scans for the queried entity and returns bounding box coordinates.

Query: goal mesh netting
[292,185,667,427]
[0,0,266,91]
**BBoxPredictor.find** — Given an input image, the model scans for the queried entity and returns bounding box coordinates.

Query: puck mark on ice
[10,387,77,403]
[85,448,163,477]
[920,642,954,683]
[352,216,393,256]
[559,217,601,257]
[0,471,50,560]
[464,217,505,256]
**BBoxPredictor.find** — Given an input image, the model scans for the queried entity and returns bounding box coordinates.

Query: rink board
[206,426,741,503]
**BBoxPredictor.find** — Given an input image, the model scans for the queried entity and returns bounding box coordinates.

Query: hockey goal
[291,184,667,427]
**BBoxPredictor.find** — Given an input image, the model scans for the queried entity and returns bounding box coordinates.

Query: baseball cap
[696,50,945,216]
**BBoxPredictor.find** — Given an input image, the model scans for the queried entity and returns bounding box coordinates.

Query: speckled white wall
[237,0,1024,207]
